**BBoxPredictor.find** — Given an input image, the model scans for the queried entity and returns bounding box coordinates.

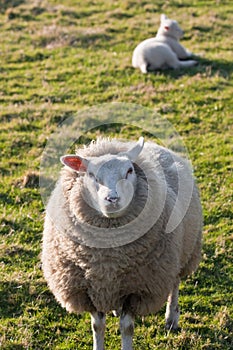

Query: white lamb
[42,137,202,350]
[132,14,197,73]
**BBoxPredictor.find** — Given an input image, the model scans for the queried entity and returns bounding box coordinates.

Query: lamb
[42,137,202,350]
[132,14,197,73]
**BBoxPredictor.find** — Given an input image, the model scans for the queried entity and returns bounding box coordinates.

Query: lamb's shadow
[192,56,232,78]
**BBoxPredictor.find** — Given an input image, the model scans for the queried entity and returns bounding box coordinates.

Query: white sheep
[42,137,202,350]
[132,14,197,73]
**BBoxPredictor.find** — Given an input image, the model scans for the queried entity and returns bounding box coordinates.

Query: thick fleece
[42,138,202,316]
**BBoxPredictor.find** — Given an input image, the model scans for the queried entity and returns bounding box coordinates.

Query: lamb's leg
[91,312,106,350]
[178,60,197,68]
[164,48,197,69]
[120,312,134,350]
[165,278,180,330]
[139,62,148,74]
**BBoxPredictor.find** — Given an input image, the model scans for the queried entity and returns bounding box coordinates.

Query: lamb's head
[61,137,144,218]
[158,14,184,40]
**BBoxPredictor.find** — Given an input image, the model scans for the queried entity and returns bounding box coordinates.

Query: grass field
[0,0,232,349]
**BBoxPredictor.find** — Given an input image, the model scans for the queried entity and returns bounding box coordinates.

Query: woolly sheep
[132,14,197,73]
[42,137,202,350]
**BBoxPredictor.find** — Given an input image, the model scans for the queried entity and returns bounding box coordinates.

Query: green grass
[0,0,232,349]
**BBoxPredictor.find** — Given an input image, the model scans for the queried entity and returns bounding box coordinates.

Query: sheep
[132,14,197,73]
[42,136,202,350]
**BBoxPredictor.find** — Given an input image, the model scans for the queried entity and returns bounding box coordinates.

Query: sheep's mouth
[101,203,128,218]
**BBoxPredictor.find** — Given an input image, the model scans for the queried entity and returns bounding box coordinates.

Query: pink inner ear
[62,156,87,172]
[164,26,169,30]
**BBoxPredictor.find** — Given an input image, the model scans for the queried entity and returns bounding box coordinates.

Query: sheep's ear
[60,155,89,172]
[161,14,167,22]
[126,137,144,161]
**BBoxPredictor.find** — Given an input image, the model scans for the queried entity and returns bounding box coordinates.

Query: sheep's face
[61,137,144,218]
[158,14,184,40]
[84,155,137,218]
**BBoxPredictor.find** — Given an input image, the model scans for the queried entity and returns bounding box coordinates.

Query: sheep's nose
[105,196,119,203]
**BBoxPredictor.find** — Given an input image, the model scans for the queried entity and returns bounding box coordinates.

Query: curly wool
[42,138,202,316]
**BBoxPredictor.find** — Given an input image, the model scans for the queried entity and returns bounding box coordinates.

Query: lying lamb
[132,14,197,73]
[42,137,202,350]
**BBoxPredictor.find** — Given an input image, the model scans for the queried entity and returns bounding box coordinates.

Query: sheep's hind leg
[120,312,134,350]
[179,59,197,68]
[139,62,148,74]
[91,312,106,350]
[165,278,180,331]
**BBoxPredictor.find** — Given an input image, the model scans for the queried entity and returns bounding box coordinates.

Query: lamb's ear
[126,137,144,161]
[161,14,167,22]
[60,155,89,172]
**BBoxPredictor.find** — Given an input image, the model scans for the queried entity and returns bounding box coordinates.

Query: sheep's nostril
[105,196,119,203]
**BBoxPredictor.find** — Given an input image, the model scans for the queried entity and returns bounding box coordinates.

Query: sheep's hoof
[112,308,122,317]
[165,320,181,332]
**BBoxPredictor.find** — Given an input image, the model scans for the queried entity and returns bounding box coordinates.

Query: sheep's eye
[88,172,96,180]
[126,167,133,178]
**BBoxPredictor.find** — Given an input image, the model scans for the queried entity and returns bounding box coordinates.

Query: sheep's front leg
[165,278,180,330]
[120,313,134,350]
[91,312,106,350]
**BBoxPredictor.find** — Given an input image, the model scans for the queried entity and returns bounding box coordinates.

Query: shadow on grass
[70,33,113,49]
[34,30,113,50]
[0,193,17,207]
[198,241,232,291]
[0,0,25,13]
[196,56,233,78]
[59,8,105,20]
[0,279,65,319]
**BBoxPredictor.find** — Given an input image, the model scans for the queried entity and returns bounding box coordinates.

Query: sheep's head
[61,137,144,218]
[158,14,184,40]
